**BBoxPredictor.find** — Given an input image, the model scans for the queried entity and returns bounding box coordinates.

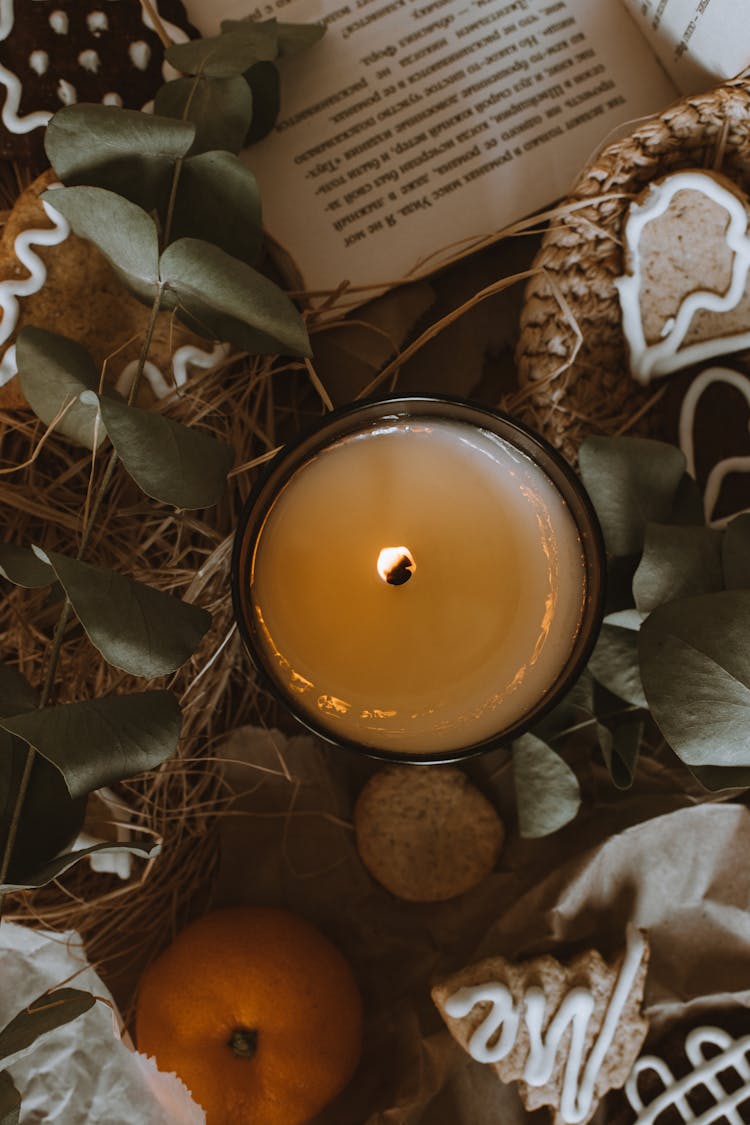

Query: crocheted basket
[516,73,750,462]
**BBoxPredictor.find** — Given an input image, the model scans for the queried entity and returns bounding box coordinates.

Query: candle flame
[377,546,416,585]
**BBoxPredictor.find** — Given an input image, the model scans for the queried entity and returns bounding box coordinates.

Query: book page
[619,0,750,95]
[185,0,677,298]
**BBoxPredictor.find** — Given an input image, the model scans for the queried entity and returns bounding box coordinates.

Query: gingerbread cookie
[610,1013,750,1124]
[432,927,649,1125]
[354,766,504,902]
[0,170,228,411]
[616,170,750,384]
[0,0,196,162]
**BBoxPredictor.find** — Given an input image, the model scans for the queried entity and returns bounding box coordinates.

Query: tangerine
[135,907,363,1125]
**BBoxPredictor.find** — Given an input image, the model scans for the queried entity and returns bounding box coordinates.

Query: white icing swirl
[0,197,70,388]
[626,1026,750,1124]
[444,928,647,1125]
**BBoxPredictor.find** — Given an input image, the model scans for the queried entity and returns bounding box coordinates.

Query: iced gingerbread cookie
[354,766,504,902]
[608,1013,750,1124]
[0,170,228,410]
[432,926,650,1125]
[0,0,196,162]
[616,170,750,385]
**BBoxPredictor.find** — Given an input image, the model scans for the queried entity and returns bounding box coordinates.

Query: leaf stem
[0,285,164,907]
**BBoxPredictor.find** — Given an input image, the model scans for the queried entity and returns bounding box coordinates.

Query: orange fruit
[135,906,363,1125]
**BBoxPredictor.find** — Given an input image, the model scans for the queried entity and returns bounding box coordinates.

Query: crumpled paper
[0,924,205,1125]
[214,725,750,1124]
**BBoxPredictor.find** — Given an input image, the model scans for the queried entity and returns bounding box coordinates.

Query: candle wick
[377,546,416,585]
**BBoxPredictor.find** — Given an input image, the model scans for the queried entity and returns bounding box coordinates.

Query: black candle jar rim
[231,394,605,765]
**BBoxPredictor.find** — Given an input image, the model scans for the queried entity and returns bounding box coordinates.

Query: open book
[185,0,749,300]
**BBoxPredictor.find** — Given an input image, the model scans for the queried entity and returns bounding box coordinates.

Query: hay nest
[516,73,750,462]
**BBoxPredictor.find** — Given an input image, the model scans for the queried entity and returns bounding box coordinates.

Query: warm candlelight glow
[377,546,416,586]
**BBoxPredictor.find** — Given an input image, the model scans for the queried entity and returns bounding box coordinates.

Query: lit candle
[233,398,603,761]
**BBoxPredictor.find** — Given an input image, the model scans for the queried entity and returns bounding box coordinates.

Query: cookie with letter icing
[616,170,750,385]
[432,926,650,1125]
[0,170,228,410]
[608,1011,750,1124]
[0,0,196,162]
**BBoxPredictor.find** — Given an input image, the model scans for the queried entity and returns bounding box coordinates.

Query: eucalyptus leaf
[723,514,750,589]
[0,691,181,798]
[532,669,594,743]
[588,623,647,708]
[166,24,278,77]
[169,151,262,265]
[0,1071,20,1125]
[0,544,53,588]
[598,720,642,789]
[639,590,750,770]
[512,733,581,838]
[97,394,234,508]
[0,736,86,886]
[16,327,109,450]
[41,187,159,304]
[45,104,195,212]
[244,61,281,144]
[578,437,686,557]
[0,990,94,1066]
[161,238,310,357]
[36,549,211,677]
[603,609,643,630]
[685,762,750,792]
[0,839,160,895]
[154,75,253,157]
[0,665,37,717]
[633,523,723,613]
[221,18,326,56]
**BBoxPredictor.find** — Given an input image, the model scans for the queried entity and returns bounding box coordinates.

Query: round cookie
[0,170,228,411]
[0,0,197,163]
[354,766,504,902]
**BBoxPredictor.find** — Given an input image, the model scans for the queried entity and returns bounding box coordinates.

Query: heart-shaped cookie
[616,170,750,384]
[678,366,750,527]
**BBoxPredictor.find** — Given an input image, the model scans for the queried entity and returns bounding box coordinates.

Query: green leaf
[639,590,750,770]
[16,327,108,450]
[603,608,643,630]
[154,75,253,157]
[41,187,159,304]
[0,839,160,895]
[166,23,278,77]
[0,740,86,886]
[685,762,750,792]
[160,238,310,357]
[0,691,181,798]
[589,623,647,708]
[36,548,211,677]
[532,669,594,743]
[0,665,37,718]
[578,437,686,557]
[244,61,281,144]
[0,544,53,588]
[512,733,581,838]
[168,151,262,265]
[633,523,724,613]
[45,104,195,212]
[670,473,705,526]
[723,514,750,589]
[0,990,94,1066]
[598,720,642,789]
[221,18,326,56]
[0,1071,20,1125]
[96,394,234,508]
